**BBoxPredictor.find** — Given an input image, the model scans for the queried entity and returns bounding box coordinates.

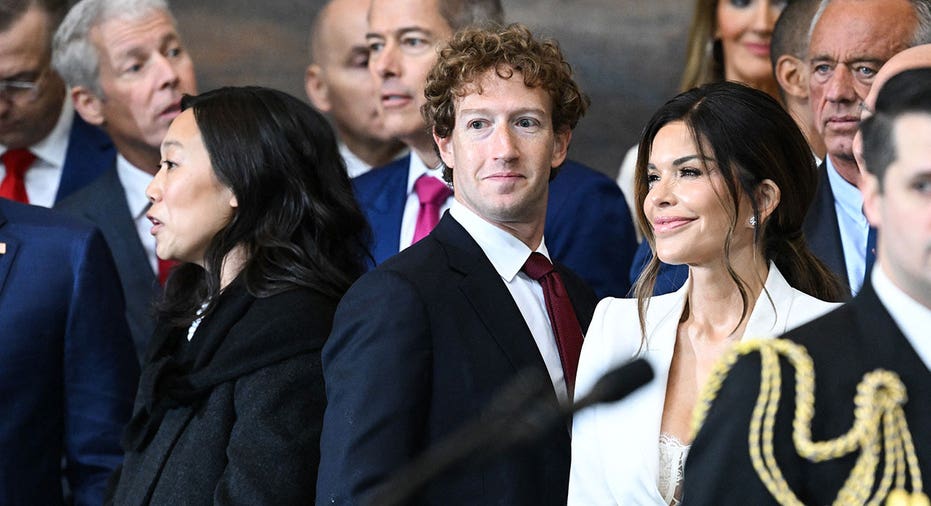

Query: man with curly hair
[351,0,637,299]
[318,23,597,505]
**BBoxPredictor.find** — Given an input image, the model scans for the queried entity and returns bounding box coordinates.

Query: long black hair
[633,81,844,339]
[158,86,370,326]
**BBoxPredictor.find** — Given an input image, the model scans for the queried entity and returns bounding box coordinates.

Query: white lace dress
[657,433,690,505]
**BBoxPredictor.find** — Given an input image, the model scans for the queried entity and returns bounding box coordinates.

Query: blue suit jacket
[352,155,637,298]
[0,199,138,506]
[57,166,157,363]
[53,113,115,204]
[629,160,851,298]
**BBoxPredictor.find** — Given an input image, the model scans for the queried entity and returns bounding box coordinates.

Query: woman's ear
[756,179,781,224]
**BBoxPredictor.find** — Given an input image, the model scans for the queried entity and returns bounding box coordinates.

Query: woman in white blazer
[569,82,846,505]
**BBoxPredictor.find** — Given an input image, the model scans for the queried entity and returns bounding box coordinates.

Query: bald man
[854,43,931,175]
[305,0,405,178]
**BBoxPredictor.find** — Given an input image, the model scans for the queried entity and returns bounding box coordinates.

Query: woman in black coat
[107,86,369,504]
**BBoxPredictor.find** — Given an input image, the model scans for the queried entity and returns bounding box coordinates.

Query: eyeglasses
[0,68,48,102]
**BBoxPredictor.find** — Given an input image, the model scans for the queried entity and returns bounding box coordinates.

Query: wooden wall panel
[174,0,692,178]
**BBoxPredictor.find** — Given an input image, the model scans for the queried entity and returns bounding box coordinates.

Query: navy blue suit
[0,199,138,505]
[629,161,851,298]
[318,214,597,504]
[352,155,637,298]
[53,113,115,204]
[683,279,929,504]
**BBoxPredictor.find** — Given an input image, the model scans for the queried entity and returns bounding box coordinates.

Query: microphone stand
[364,358,654,506]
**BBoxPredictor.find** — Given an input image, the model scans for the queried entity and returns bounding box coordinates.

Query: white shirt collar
[339,142,370,179]
[871,266,931,371]
[115,154,154,220]
[449,200,550,282]
[405,152,444,196]
[1,95,73,169]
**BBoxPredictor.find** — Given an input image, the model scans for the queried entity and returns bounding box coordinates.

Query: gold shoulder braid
[691,338,928,506]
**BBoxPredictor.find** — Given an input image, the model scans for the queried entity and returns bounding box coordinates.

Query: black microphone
[570,356,654,414]
[364,358,654,506]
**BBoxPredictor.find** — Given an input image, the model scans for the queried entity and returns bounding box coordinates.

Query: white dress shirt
[339,142,371,179]
[872,266,931,371]
[115,154,157,274]
[0,97,73,208]
[449,201,569,403]
[399,153,452,250]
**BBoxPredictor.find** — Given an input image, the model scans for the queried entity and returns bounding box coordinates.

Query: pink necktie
[412,175,452,243]
[522,252,584,398]
[1,149,36,203]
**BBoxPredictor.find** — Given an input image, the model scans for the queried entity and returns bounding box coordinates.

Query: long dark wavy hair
[157,86,370,327]
[633,81,845,340]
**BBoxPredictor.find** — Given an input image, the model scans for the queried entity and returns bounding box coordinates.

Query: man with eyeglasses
[0,0,114,207]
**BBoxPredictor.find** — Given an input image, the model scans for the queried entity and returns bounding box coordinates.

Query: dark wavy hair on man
[158,86,370,327]
[422,23,590,182]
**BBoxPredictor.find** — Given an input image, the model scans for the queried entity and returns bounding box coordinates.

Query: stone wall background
[174,0,692,179]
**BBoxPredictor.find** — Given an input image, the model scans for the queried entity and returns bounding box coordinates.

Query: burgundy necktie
[412,175,452,243]
[157,258,178,285]
[1,149,36,203]
[522,252,584,398]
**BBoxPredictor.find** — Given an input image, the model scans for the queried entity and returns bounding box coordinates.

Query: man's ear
[71,86,105,126]
[775,55,808,100]
[756,178,782,224]
[304,64,331,113]
[551,128,571,169]
[434,129,454,169]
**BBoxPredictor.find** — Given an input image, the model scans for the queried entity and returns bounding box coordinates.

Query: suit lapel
[555,263,596,332]
[55,114,115,203]
[854,281,931,382]
[80,169,156,281]
[433,215,551,378]
[803,161,850,297]
[353,156,408,265]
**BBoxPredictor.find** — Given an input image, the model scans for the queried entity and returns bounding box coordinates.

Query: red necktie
[522,252,584,398]
[1,149,36,203]
[412,175,452,243]
[157,258,178,285]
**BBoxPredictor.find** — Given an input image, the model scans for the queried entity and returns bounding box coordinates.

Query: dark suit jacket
[682,280,930,504]
[54,113,115,204]
[352,155,636,298]
[57,166,156,363]
[802,159,849,294]
[317,213,597,505]
[0,199,138,506]
[629,161,851,297]
[108,284,332,505]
